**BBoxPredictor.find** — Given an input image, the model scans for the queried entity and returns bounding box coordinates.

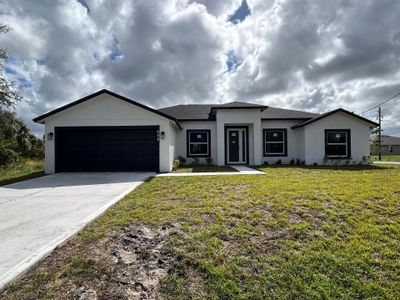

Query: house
[33,89,378,174]
[371,135,400,155]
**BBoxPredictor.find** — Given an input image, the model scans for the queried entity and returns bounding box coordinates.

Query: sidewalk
[373,161,400,165]
[156,165,265,177]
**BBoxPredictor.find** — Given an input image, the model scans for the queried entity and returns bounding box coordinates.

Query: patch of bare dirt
[95,223,176,300]
[1,223,177,300]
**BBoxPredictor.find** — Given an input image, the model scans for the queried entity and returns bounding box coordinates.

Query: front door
[226,128,247,164]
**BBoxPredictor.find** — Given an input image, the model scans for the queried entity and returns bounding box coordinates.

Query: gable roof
[33,89,181,128]
[292,108,379,129]
[158,103,317,121]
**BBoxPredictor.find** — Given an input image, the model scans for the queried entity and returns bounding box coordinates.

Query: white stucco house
[34,89,378,174]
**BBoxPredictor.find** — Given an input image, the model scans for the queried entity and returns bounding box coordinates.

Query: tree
[0,24,21,108]
[0,24,43,165]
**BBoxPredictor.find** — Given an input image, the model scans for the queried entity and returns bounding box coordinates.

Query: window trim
[186,129,211,158]
[263,128,288,157]
[324,129,351,158]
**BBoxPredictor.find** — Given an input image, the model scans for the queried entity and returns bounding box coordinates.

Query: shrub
[296,158,301,165]
[264,161,269,165]
[313,162,318,166]
[177,156,186,164]
[289,158,295,165]
[193,157,200,165]
[276,159,282,165]
[0,147,20,166]
[300,160,306,165]
[172,159,180,171]
[206,157,213,165]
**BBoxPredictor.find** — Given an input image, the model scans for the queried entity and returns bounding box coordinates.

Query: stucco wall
[174,121,217,165]
[42,94,174,173]
[303,111,371,164]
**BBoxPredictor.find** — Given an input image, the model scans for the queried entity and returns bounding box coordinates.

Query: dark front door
[228,130,240,162]
[226,128,247,164]
[55,126,159,172]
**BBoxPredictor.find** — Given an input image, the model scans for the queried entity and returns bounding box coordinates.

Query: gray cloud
[0,0,399,137]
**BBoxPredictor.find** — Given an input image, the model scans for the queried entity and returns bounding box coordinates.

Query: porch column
[217,121,225,166]
[253,119,262,165]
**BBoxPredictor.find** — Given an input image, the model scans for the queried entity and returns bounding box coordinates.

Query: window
[263,129,287,156]
[187,130,211,157]
[325,129,351,158]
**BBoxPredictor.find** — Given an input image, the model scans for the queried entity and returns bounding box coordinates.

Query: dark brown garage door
[55,126,159,172]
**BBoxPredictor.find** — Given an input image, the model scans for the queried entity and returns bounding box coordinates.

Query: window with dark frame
[325,129,351,158]
[263,129,287,156]
[187,130,210,157]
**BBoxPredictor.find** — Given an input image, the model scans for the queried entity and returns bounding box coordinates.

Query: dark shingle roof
[158,102,318,121]
[212,101,267,109]
[261,106,319,119]
[158,104,215,120]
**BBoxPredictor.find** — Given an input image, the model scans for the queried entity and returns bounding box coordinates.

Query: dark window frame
[263,128,288,157]
[186,129,211,158]
[324,129,351,158]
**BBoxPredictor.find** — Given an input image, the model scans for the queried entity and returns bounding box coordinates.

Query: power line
[360,90,400,115]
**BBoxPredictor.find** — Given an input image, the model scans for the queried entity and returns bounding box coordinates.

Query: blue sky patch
[226,50,242,72]
[5,66,32,88]
[229,0,250,24]
[109,37,123,61]
[77,0,90,13]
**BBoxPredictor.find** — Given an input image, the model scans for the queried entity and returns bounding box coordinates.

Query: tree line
[0,24,44,166]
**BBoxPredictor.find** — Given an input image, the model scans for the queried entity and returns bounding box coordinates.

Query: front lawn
[173,165,237,173]
[2,165,400,299]
[0,159,44,186]
[371,155,400,162]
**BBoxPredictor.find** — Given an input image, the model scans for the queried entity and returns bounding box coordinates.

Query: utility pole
[378,106,382,161]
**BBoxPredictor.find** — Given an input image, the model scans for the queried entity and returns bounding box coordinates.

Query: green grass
[371,155,400,162]
[174,165,237,173]
[2,165,400,299]
[0,159,44,186]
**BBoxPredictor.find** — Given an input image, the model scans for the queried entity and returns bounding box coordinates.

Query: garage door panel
[55,126,159,172]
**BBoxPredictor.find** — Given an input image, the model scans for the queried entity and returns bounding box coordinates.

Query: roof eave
[291,108,379,129]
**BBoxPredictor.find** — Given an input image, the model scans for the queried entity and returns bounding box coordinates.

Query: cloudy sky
[1,0,400,136]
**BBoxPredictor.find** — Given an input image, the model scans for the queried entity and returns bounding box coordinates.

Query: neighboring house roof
[33,89,182,128]
[158,103,317,121]
[371,135,400,145]
[292,108,379,129]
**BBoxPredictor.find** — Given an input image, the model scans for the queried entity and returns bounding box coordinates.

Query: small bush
[193,157,200,165]
[289,158,295,165]
[296,158,301,165]
[313,162,318,166]
[300,160,306,165]
[177,156,186,164]
[206,157,213,165]
[0,147,20,166]
[172,159,180,171]
[276,159,282,165]
[264,161,269,165]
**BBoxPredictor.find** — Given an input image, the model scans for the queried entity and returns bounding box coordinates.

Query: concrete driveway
[0,172,154,289]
